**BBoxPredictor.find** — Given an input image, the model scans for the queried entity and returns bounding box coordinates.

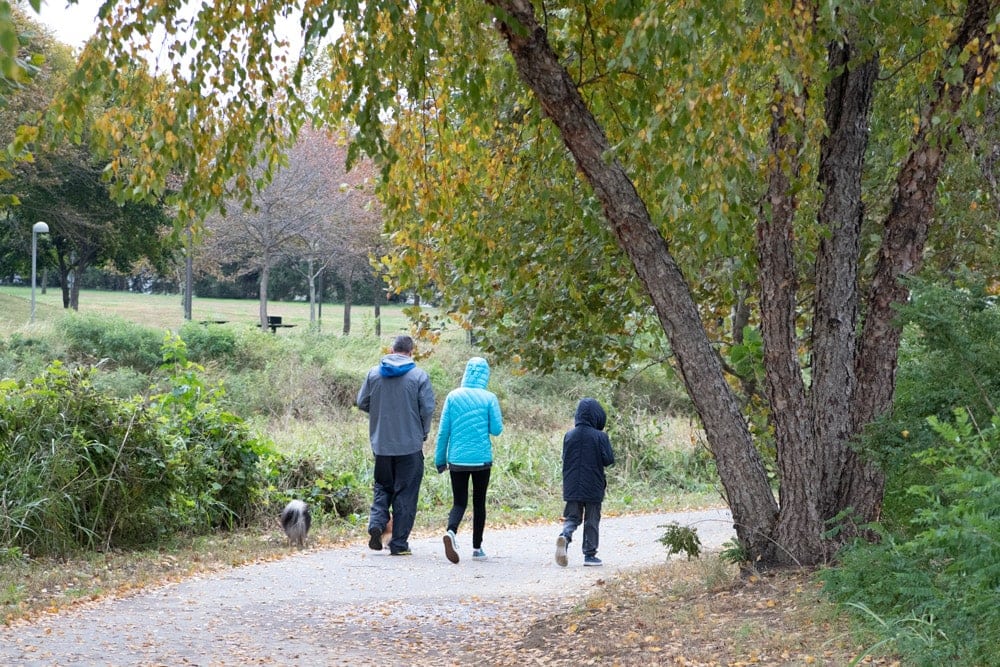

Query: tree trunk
[756,80,824,565]
[343,280,353,336]
[183,228,193,321]
[808,46,879,544]
[489,0,779,563]
[308,258,317,324]
[259,255,270,331]
[69,270,80,311]
[317,269,325,333]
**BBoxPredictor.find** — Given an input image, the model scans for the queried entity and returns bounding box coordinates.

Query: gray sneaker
[555,535,568,567]
[584,555,603,566]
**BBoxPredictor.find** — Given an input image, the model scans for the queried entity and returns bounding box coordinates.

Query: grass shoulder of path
[475,560,900,666]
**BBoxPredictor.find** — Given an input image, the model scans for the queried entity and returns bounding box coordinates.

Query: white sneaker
[443,530,459,564]
[555,535,568,567]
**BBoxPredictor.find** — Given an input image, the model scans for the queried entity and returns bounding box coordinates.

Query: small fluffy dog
[279,499,311,548]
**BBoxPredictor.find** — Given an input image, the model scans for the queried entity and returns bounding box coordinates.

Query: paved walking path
[0,509,734,666]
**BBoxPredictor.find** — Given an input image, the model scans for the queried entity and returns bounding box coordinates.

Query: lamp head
[33,221,49,234]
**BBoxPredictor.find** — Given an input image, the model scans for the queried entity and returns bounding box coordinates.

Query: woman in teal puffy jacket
[434,356,503,563]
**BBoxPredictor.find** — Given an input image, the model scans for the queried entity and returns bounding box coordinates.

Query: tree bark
[343,280,353,336]
[259,250,271,331]
[488,0,779,562]
[756,82,824,565]
[808,45,879,545]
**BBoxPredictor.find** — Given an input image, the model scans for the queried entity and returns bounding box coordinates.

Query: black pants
[369,451,424,553]
[447,468,491,550]
[561,500,602,557]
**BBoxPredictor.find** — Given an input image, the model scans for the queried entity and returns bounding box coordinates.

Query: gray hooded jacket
[357,353,436,456]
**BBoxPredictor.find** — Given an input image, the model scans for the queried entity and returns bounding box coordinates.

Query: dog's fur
[279,499,311,548]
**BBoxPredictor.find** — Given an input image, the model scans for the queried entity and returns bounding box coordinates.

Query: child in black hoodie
[555,397,615,566]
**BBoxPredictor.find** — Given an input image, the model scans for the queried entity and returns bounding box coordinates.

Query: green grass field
[0,286,420,338]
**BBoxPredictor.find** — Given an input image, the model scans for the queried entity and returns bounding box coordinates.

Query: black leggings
[447,468,491,549]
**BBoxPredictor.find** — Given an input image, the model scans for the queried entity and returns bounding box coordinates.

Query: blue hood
[574,398,607,431]
[460,357,491,390]
[380,353,416,377]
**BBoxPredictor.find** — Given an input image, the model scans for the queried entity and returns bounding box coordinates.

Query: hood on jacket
[380,353,416,377]
[574,397,607,431]
[460,356,490,389]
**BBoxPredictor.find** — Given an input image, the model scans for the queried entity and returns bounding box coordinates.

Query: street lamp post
[30,221,49,323]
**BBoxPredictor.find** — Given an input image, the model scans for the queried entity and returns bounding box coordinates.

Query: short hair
[391,335,414,354]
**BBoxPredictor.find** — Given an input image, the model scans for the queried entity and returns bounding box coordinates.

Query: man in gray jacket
[357,335,436,555]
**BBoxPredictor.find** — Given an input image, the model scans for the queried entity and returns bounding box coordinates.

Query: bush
[860,282,1000,532]
[824,409,1000,666]
[267,454,366,519]
[0,335,275,556]
[179,321,237,363]
[0,334,54,382]
[152,334,269,529]
[0,363,175,555]
[58,312,163,373]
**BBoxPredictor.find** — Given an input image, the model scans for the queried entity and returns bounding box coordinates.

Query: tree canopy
[39,0,1000,566]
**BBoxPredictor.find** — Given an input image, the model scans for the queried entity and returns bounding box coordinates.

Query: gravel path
[0,508,734,666]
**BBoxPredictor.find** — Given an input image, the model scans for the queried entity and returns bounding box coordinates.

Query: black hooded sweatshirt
[561,398,616,503]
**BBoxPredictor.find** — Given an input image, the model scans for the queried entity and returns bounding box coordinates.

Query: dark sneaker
[555,535,568,567]
[472,548,487,560]
[443,530,460,564]
[390,549,412,556]
[368,526,383,551]
[584,555,603,567]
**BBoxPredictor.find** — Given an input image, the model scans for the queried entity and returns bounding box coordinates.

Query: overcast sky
[36,0,101,49]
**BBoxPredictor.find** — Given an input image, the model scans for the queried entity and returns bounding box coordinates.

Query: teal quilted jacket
[434,357,503,470]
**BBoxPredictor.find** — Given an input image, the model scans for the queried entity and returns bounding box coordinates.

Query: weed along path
[1,509,733,666]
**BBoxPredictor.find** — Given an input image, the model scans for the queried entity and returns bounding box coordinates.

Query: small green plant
[657,522,702,560]
[719,538,750,566]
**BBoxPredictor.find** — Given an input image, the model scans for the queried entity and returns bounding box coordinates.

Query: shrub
[0,334,276,557]
[860,281,1000,531]
[151,333,269,529]
[179,321,237,363]
[0,334,54,382]
[266,454,366,519]
[824,409,1000,666]
[0,363,175,555]
[58,312,163,373]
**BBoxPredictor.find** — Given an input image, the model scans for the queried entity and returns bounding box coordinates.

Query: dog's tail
[279,500,312,547]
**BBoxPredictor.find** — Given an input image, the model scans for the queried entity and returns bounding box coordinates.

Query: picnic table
[265,315,295,333]
[198,317,295,333]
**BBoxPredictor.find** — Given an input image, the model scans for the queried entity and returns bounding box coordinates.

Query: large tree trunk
[488,0,779,564]
[756,79,824,564]
[810,44,877,527]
